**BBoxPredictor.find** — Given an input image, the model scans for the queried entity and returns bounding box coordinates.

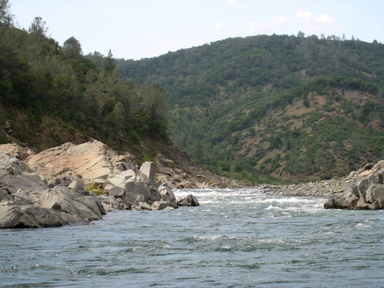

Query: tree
[0,0,12,26]
[195,140,204,162]
[63,36,83,60]
[104,49,116,74]
[297,31,305,38]
[107,101,126,132]
[28,17,48,38]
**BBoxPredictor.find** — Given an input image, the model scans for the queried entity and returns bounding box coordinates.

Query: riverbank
[0,141,202,228]
[267,161,384,210]
[1,140,384,229]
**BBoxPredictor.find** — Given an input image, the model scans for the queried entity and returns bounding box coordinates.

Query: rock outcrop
[25,141,121,185]
[0,141,201,228]
[20,141,199,212]
[269,161,384,210]
[0,149,106,228]
[0,185,106,228]
[324,161,384,210]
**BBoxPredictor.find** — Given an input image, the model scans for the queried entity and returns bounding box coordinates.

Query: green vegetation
[117,33,384,182]
[0,1,168,152]
[2,0,384,183]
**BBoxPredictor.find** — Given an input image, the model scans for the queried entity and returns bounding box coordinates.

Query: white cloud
[215,22,224,29]
[271,16,288,25]
[294,11,314,22]
[248,20,268,34]
[316,14,334,24]
[227,0,237,6]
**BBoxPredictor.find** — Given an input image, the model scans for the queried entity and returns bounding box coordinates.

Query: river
[1,188,384,287]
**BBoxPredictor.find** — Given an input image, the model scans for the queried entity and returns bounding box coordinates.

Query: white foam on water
[192,235,224,241]
[355,223,373,229]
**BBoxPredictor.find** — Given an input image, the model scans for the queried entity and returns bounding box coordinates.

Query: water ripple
[1,189,384,287]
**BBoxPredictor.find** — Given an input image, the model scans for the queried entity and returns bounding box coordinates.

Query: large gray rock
[0,144,34,160]
[158,183,176,203]
[0,205,68,228]
[103,170,135,196]
[24,141,135,185]
[0,150,23,178]
[0,185,105,228]
[140,162,157,184]
[0,151,105,228]
[151,201,174,211]
[98,195,128,211]
[101,167,164,210]
[178,194,200,207]
[2,142,201,216]
[124,181,161,204]
[324,165,384,210]
[0,174,48,194]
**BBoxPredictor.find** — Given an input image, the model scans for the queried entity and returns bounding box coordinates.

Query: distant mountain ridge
[116,34,384,182]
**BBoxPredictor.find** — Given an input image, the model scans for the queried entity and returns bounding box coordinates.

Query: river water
[1,188,384,288]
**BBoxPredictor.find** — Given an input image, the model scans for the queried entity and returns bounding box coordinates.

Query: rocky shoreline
[0,141,200,228]
[1,141,384,228]
[267,161,384,210]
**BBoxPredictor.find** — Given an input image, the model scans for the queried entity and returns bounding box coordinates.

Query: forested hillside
[117,33,384,182]
[0,1,168,160]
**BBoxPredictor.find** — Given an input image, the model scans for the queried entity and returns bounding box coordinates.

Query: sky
[9,0,384,60]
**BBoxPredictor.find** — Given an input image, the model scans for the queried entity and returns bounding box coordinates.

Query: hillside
[0,1,173,171]
[116,34,384,182]
[0,5,167,157]
[0,4,247,189]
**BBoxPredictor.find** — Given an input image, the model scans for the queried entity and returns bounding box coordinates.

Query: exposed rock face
[0,143,34,160]
[0,186,105,228]
[0,141,203,227]
[0,149,23,178]
[0,148,106,228]
[140,161,157,184]
[0,146,107,228]
[177,194,200,207]
[19,141,201,212]
[25,141,121,185]
[0,140,205,228]
[268,160,384,210]
[324,161,384,210]
[0,174,48,194]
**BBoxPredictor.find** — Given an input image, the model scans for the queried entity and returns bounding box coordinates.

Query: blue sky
[10,0,384,60]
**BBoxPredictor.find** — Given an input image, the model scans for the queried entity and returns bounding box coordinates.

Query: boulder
[158,183,176,203]
[0,151,105,228]
[151,201,174,211]
[111,155,135,174]
[102,167,162,208]
[140,162,157,184]
[0,205,68,228]
[124,181,159,203]
[0,174,48,194]
[2,141,202,219]
[0,189,8,201]
[98,195,129,211]
[25,141,117,185]
[0,185,105,228]
[41,186,105,220]
[103,170,135,195]
[324,165,384,210]
[132,201,152,211]
[0,150,23,178]
[178,194,200,206]
[0,143,34,160]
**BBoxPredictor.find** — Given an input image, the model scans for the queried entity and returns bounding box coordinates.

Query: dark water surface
[1,188,384,287]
